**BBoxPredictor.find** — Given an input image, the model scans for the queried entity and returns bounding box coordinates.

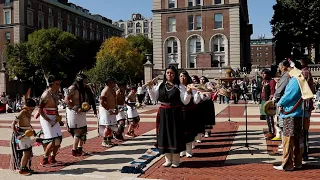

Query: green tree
[27,28,78,82]
[126,35,153,63]
[271,0,320,63]
[93,37,143,84]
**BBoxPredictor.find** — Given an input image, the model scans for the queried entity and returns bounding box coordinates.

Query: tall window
[96,32,100,40]
[188,36,202,68]
[214,14,223,29]
[75,27,80,36]
[27,0,32,8]
[5,0,10,6]
[188,15,201,30]
[136,22,141,28]
[168,17,176,32]
[168,0,176,8]
[67,24,72,33]
[39,4,43,12]
[58,21,62,30]
[49,8,53,16]
[38,14,44,28]
[212,35,226,67]
[188,15,194,30]
[4,11,11,24]
[143,21,148,27]
[58,11,62,19]
[213,0,223,4]
[48,17,54,28]
[90,31,94,40]
[83,29,87,39]
[188,0,201,6]
[27,10,33,26]
[128,21,133,28]
[166,38,178,65]
[136,28,141,33]
[120,24,125,29]
[195,15,202,30]
[5,32,10,43]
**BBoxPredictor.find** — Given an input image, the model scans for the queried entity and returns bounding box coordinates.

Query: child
[125,86,140,137]
[10,98,37,176]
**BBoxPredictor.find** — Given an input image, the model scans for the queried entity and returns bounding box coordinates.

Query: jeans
[252,90,258,102]
[219,95,225,103]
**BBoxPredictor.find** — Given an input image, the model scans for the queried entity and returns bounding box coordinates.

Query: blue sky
[69,0,276,38]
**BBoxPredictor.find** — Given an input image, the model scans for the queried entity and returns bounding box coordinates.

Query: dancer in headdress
[99,77,118,147]
[125,86,140,138]
[10,98,37,175]
[65,74,91,156]
[115,81,127,141]
[147,66,191,168]
[179,71,201,158]
[39,76,63,164]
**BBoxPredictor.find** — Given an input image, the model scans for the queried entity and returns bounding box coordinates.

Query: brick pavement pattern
[140,123,239,180]
[142,123,320,180]
[0,122,155,172]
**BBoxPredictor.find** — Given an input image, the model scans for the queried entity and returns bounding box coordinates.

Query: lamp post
[168,54,179,69]
[13,76,18,96]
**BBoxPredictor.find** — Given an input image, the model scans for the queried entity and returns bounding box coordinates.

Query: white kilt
[127,105,139,119]
[15,127,32,151]
[66,108,87,129]
[99,106,117,126]
[40,108,62,139]
[98,125,118,137]
[116,105,126,121]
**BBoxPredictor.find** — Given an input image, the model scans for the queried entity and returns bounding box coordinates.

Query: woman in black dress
[199,76,216,138]
[179,71,201,158]
[147,66,191,168]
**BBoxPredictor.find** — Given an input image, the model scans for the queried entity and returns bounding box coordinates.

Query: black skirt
[197,100,215,130]
[182,105,198,143]
[157,106,186,154]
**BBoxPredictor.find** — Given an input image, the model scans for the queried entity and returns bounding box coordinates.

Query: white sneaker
[278,144,283,148]
[186,152,192,158]
[180,151,186,157]
[162,161,172,167]
[192,144,196,149]
[273,165,293,171]
[278,148,283,152]
[171,163,179,168]
[196,140,201,143]
[204,132,209,138]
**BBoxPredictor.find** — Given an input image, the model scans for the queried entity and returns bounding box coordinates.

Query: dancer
[65,74,90,156]
[199,76,215,138]
[115,81,127,141]
[179,71,201,158]
[39,76,63,165]
[11,98,37,175]
[147,66,191,168]
[99,77,118,147]
[125,86,140,138]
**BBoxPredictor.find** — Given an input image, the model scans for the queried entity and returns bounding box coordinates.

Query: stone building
[250,37,275,67]
[114,13,153,39]
[145,0,252,82]
[0,0,123,95]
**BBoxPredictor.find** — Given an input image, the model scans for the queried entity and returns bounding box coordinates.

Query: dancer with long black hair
[147,66,191,168]
[179,71,201,158]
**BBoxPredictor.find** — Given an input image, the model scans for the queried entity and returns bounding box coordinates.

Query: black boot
[303,130,309,161]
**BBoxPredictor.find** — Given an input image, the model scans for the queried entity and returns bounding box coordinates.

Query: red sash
[43,109,58,115]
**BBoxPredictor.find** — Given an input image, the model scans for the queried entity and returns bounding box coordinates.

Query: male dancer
[11,98,37,175]
[115,82,127,141]
[65,74,90,156]
[99,77,118,147]
[39,76,63,165]
[125,86,140,138]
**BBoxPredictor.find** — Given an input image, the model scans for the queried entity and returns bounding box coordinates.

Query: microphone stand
[230,88,259,155]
